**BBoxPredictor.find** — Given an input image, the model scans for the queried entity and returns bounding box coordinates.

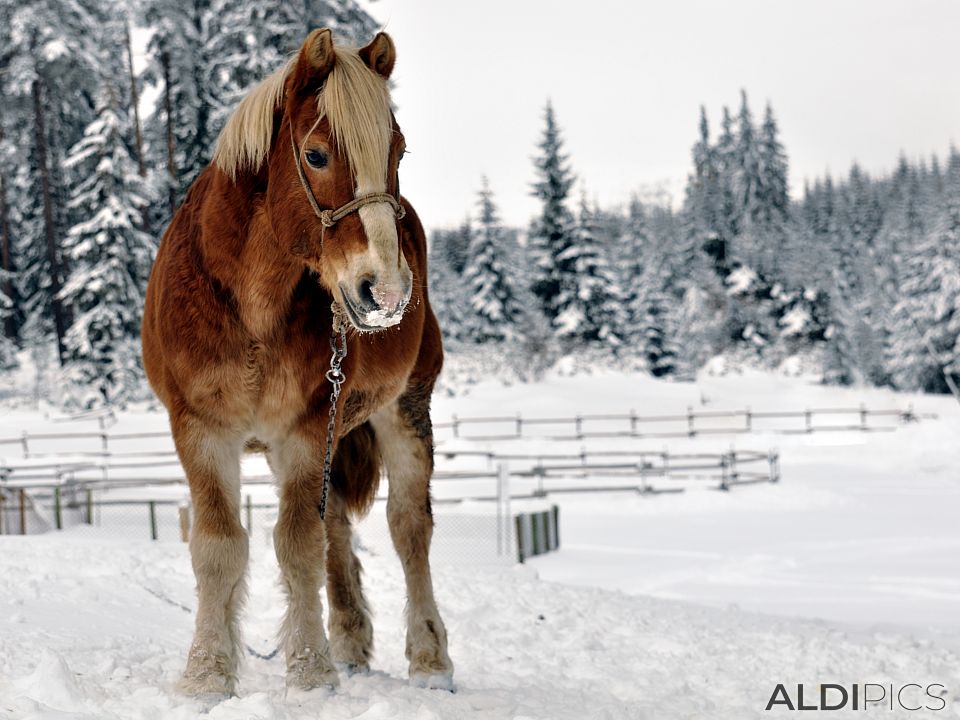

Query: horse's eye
[305,150,328,169]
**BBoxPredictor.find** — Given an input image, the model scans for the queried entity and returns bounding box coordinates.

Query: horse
[141,28,453,697]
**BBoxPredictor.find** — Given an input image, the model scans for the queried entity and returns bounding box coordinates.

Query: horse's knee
[190,529,248,583]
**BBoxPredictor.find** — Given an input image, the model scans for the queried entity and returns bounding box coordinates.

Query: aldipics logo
[765,684,948,712]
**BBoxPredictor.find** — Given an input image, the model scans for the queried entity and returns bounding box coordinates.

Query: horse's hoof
[336,661,371,677]
[178,654,237,698]
[409,671,455,692]
[286,651,340,692]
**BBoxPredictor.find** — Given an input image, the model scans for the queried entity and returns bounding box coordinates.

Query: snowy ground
[1,365,960,717]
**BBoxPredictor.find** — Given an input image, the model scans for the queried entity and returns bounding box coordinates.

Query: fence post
[179,504,190,543]
[575,415,583,439]
[0,491,5,534]
[629,409,638,436]
[728,450,738,488]
[719,455,729,491]
[86,488,94,525]
[246,494,253,534]
[54,487,62,530]
[638,461,649,494]
[552,505,560,550]
[21,431,29,459]
[859,403,867,431]
[745,407,752,433]
[19,489,26,534]
[149,501,158,541]
[903,403,915,423]
[496,463,505,556]
[687,406,695,437]
[805,408,813,433]
[452,414,459,438]
[515,414,522,439]
[515,515,525,563]
[768,450,780,483]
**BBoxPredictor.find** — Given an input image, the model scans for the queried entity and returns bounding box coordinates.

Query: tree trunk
[161,51,178,216]
[125,21,146,178]
[0,126,16,341]
[31,80,68,366]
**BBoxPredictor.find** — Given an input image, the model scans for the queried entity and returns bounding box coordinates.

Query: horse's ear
[289,28,336,95]
[358,32,395,79]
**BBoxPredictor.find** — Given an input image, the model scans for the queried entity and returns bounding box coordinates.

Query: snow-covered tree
[554,193,623,347]
[528,101,577,328]
[461,178,525,342]
[884,159,960,392]
[60,84,156,407]
[629,262,677,377]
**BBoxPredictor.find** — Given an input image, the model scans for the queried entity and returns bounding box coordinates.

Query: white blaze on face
[354,181,411,326]
[318,48,412,327]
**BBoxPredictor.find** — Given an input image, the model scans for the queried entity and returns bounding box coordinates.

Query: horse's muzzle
[339,280,411,332]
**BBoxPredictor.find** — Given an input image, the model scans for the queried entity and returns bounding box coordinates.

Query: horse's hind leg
[271,430,339,691]
[371,386,454,689]
[325,424,379,672]
[172,413,248,697]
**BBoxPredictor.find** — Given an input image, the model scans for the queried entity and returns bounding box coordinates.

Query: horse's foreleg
[272,432,339,691]
[324,487,374,671]
[371,390,454,689]
[173,415,247,697]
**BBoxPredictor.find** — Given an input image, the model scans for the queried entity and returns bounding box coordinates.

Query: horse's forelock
[212,46,392,191]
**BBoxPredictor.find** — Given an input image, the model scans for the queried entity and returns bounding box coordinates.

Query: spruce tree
[528,100,576,329]
[60,83,156,406]
[885,156,960,392]
[461,178,524,342]
[555,193,623,347]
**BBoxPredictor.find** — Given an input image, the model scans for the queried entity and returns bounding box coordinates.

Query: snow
[725,265,758,295]
[778,306,811,337]
[2,368,960,717]
[361,307,401,328]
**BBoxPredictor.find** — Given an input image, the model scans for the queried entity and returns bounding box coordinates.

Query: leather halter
[289,124,405,238]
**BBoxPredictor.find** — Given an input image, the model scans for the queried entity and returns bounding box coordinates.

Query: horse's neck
[200,170,304,340]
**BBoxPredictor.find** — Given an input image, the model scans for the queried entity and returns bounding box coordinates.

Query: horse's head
[215,29,411,332]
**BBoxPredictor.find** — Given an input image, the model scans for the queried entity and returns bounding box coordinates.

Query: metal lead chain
[319,304,348,519]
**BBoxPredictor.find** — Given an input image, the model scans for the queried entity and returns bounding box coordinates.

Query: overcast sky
[358,0,960,229]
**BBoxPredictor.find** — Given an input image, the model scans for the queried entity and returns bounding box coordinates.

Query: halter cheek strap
[289,124,405,239]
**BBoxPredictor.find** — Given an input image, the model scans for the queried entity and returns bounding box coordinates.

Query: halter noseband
[289,124,405,238]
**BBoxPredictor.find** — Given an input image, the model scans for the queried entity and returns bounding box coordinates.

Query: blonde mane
[213,46,392,192]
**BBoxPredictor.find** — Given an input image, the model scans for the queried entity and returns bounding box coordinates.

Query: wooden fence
[0,444,779,538]
[434,405,930,441]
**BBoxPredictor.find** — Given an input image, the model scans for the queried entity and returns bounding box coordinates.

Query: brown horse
[142,29,453,697]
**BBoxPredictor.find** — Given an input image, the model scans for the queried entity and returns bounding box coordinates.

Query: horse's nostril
[358,278,376,309]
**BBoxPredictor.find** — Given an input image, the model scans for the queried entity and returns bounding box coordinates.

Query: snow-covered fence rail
[0,405,930,459]
[434,405,932,441]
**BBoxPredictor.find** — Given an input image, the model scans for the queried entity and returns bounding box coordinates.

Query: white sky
[361,0,960,228]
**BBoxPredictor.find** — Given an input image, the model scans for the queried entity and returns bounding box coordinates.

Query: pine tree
[884,156,960,392]
[528,100,576,329]
[629,261,677,377]
[461,178,524,342]
[2,0,104,366]
[60,83,156,406]
[142,0,214,214]
[554,193,623,347]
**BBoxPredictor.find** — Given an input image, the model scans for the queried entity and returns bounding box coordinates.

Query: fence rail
[434,405,931,441]
[0,405,931,458]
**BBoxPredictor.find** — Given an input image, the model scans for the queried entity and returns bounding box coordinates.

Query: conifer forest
[1,0,957,407]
